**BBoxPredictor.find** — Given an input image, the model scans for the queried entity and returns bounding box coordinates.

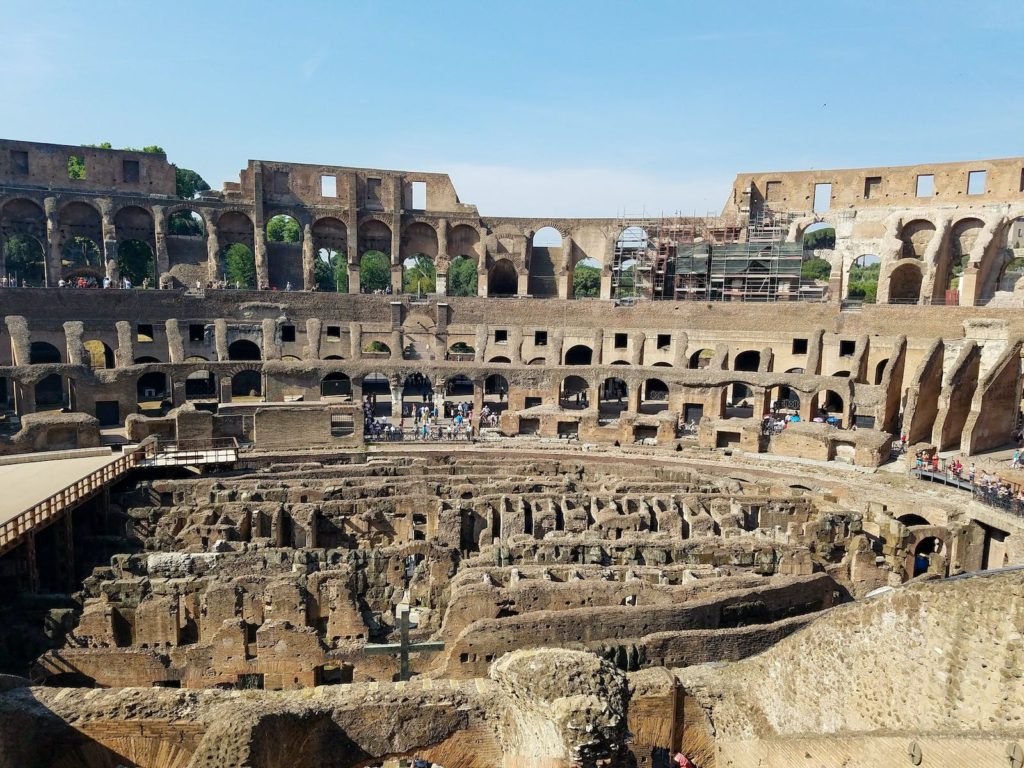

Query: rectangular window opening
[330,414,354,437]
[863,176,881,199]
[764,180,782,203]
[916,174,935,197]
[494,329,508,344]
[792,338,808,355]
[67,154,86,180]
[123,159,140,184]
[411,181,426,210]
[614,333,628,349]
[281,324,296,343]
[188,324,205,343]
[272,170,289,194]
[839,340,856,357]
[326,325,341,340]
[534,330,548,346]
[320,174,337,197]
[657,333,671,349]
[11,150,28,175]
[813,183,832,213]
[524,396,542,409]
[137,324,154,343]
[967,170,987,195]
[366,178,382,209]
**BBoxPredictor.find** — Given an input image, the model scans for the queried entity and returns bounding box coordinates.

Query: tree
[63,237,101,270]
[314,250,348,292]
[117,241,154,285]
[848,261,880,301]
[403,254,436,294]
[267,215,301,243]
[801,257,831,281]
[365,341,389,353]
[360,251,390,293]
[168,210,204,236]
[224,244,256,288]
[3,235,46,285]
[67,155,86,179]
[175,168,210,200]
[573,263,600,297]
[803,227,836,250]
[448,256,478,296]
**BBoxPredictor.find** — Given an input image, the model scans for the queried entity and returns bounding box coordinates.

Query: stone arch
[227,339,261,361]
[770,385,801,413]
[560,375,591,409]
[359,251,390,293]
[487,258,518,296]
[134,356,160,364]
[216,210,254,247]
[1,231,46,285]
[640,378,669,414]
[874,358,889,385]
[732,350,761,372]
[320,372,352,399]
[35,373,64,409]
[689,348,714,369]
[847,254,880,301]
[484,373,509,412]
[83,340,114,369]
[888,261,923,303]
[358,219,391,257]
[117,239,155,286]
[448,223,481,261]
[265,213,303,290]
[230,369,263,399]
[184,369,216,400]
[528,226,561,298]
[599,376,628,420]
[58,200,102,244]
[573,257,602,299]
[219,212,256,288]
[900,219,935,260]
[487,355,511,364]
[29,341,62,364]
[113,205,154,244]
[613,226,647,300]
[312,216,347,292]
[137,371,169,404]
[813,389,845,420]
[167,206,206,237]
[447,254,478,296]
[447,341,475,358]
[362,340,390,355]
[939,217,985,299]
[0,197,46,240]
[564,344,593,365]
[165,207,208,289]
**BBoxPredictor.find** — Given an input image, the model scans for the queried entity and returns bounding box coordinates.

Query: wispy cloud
[301,50,327,80]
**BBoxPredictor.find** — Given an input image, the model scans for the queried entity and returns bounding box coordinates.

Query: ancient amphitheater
[0,139,1022,767]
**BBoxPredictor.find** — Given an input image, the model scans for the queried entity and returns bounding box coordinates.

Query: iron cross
[363,608,445,681]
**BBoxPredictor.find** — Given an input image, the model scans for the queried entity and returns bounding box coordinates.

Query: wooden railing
[0,438,158,557]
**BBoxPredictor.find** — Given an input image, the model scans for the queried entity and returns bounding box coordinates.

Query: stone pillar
[254,227,269,289]
[262,318,280,360]
[114,321,134,368]
[350,322,362,359]
[153,205,169,283]
[516,268,529,297]
[753,387,771,418]
[214,319,228,362]
[390,265,403,294]
[629,332,645,366]
[436,273,448,295]
[390,329,403,360]
[348,263,360,294]
[510,327,524,365]
[304,319,322,360]
[592,329,604,365]
[63,322,86,366]
[389,376,403,417]
[600,268,613,300]
[171,379,186,407]
[165,320,184,363]
[0,236,6,279]
[436,218,449,295]
[302,223,315,290]
[478,267,489,297]
[626,384,641,413]
[206,220,220,285]
[44,196,61,286]
[473,379,484,414]
[100,201,118,282]
[16,380,35,416]
[558,235,574,299]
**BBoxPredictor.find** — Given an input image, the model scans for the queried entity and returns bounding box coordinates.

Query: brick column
[100,200,118,282]
[254,227,269,289]
[206,219,220,285]
[302,223,315,290]
[44,197,61,286]
[152,205,169,283]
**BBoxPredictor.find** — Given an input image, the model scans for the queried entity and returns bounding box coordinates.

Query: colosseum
[0,138,1021,767]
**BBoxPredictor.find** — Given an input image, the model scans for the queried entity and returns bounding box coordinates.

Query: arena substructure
[0,140,1022,768]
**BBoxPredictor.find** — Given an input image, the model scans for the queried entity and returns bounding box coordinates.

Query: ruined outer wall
[677,571,1024,768]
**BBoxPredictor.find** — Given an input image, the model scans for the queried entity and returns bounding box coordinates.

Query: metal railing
[911,466,1024,520]
[147,437,239,466]
[0,439,158,557]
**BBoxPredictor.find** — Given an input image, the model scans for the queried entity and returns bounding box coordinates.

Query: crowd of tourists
[912,445,1024,517]
[361,393,499,442]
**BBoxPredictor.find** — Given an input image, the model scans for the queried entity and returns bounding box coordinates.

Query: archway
[913,536,943,576]
[847,255,880,302]
[358,220,391,256]
[134,356,160,364]
[573,257,601,299]
[62,236,103,283]
[726,383,754,418]
[401,373,432,415]
[529,227,561,298]
[900,220,935,259]
[83,340,115,369]
[447,342,475,360]
[320,372,352,399]
[813,390,845,422]
[403,253,436,295]
[564,345,593,366]
[360,251,390,293]
[488,258,518,296]
[560,375,590,409]
[689,349,714,369]
[266,214,302,290]
[168,209,205,236]
[613,227,647,300]
[640,378,669,414]
[484,374,509,413]
[448,254,478,296]
[732,350,761,372]
[267,214,300,244]
[802,222,835,251]
[599,377,628,420]
[363,340,390,356]
[1,234,46,286]
[230,370,263,399]
[874,358,889,385]
[29,341,62,364]
[770,385,800,414]
[184,370,216,400]
[222,243,256,288]
[137,372,169,406]
[361,372,392,417]
[312,217,347,292]
[117,239,155,287]
[35,374,64,410]
[940,217,984,301]
[888,262,923,303]
[227,339,261,361]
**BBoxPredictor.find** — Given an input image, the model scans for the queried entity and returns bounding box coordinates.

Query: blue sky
[3,0,1022,217]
